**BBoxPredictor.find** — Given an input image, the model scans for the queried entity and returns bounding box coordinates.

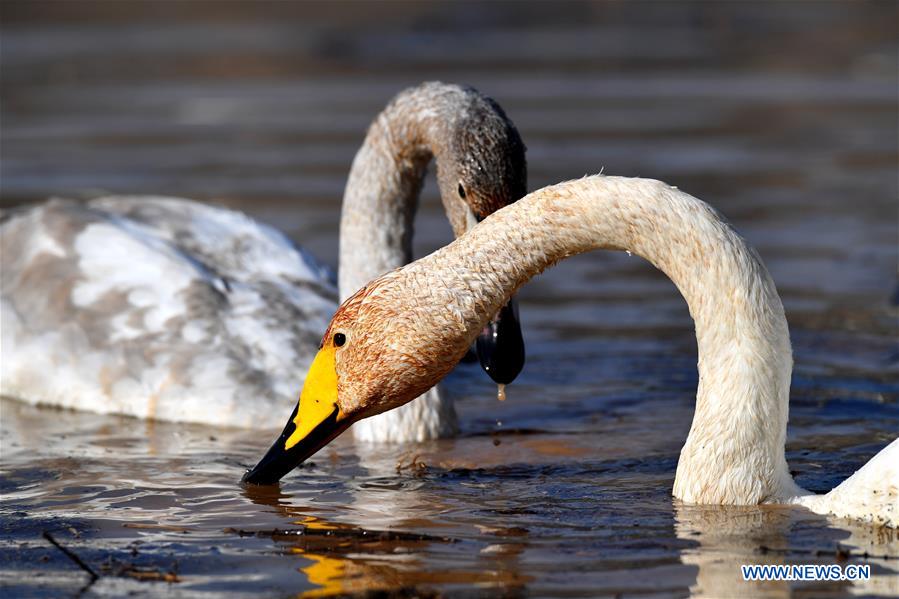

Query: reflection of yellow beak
[295,551,347,598]
[242,345,352,485]
[285,345,343,450]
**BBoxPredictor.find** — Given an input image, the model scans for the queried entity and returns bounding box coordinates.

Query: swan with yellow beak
[242,264,482,485]
[243,175,897,531]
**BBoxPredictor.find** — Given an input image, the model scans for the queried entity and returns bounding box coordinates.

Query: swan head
[243,271,475,485]
[434,90,527,236]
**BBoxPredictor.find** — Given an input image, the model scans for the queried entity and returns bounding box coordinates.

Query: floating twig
[114,564,179,583]
[224,526,454,543]
[100,556,180,583]
[42,531,99,582]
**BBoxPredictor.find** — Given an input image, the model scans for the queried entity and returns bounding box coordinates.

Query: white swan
[243,175,898,528]
[0,81,526,438]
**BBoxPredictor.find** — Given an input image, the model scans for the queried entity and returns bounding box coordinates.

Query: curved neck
[338,85,472,301]
[406,175,799,503]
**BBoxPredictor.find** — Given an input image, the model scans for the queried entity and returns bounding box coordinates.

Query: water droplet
[497,384,506,402]
[626,250,633,257]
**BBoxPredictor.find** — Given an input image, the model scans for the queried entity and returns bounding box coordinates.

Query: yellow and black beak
[242,346,352,485]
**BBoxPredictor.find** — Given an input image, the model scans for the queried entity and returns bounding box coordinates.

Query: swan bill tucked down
[244,277,478,484]
[242,343,355,485]
[243,174,897,530]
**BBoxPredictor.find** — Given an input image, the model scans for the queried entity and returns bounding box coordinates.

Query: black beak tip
[241,468,271,486]
[239,406,350,486]
[241,445,293,486]
[476,298,526,385]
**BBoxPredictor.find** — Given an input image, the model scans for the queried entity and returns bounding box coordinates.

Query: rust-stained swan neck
[410,176,790,352]
[378,175,794,504]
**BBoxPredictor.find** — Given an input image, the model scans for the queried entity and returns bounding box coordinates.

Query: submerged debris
[101,557,180,583]
[395,453,428,476]
[43,529,180,587]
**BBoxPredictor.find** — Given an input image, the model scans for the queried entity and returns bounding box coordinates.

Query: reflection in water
[241,482,529,597]
[675,503,899,598]
[676,503,799,598]
[836,521,899,597]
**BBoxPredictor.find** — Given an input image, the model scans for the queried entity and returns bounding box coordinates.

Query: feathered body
[1,197,334,427]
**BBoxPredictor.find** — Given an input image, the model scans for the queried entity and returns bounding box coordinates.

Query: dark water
[1,1,898,597]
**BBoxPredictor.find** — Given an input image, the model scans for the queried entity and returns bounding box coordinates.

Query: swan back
[1,197,335,427]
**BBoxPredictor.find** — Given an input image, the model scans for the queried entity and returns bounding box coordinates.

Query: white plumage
[791,438,898,527]
[2,196,334,428]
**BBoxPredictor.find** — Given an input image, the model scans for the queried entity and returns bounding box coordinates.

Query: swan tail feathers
[793,438,899,528]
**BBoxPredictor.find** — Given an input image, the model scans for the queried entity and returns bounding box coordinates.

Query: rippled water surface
[2,2,898,597]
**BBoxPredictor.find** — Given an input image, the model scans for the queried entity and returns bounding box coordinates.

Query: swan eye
[457,183,466,199]
[333,332,346,347]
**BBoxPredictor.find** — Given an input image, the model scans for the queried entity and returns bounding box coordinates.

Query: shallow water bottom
[2,393,897,598]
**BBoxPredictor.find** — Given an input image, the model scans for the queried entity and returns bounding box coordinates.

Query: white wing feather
[1,197,337,428]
